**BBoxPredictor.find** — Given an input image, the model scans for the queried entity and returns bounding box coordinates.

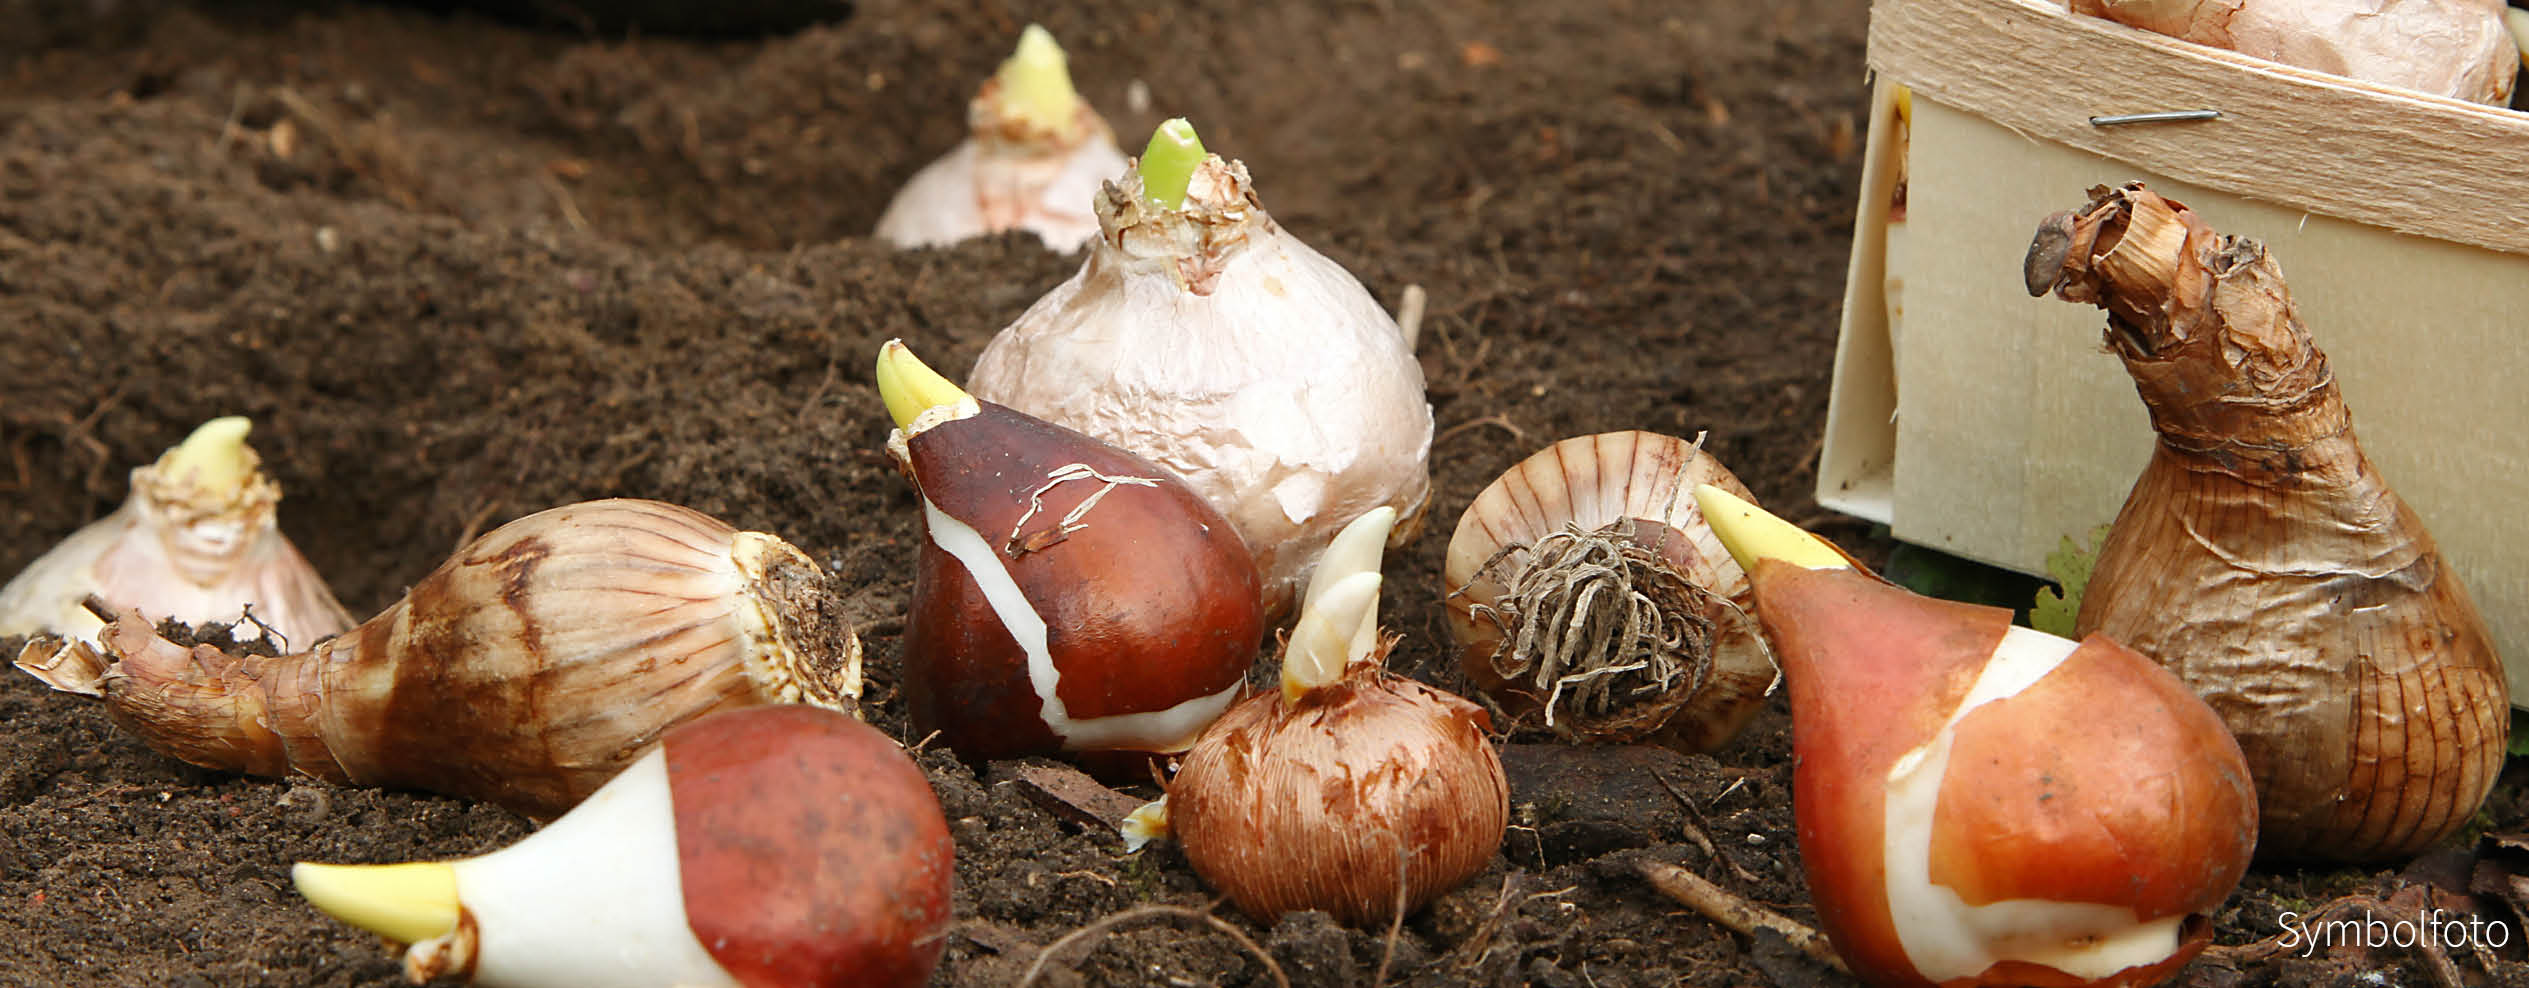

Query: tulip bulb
[965,118,1434,615]
[296,705,953,988]
[1695,485,2256,988]
[1163,508,1509,927]
[0,416,353,648]
[14,498,862,818]
[2027,183,2509,862]
[879,340,1263,761]
[872,24,1129,250]
[1443,431,1775,750]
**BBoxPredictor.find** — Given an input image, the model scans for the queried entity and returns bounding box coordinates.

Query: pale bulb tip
[1283,569,1383,698]
[996,24,1081,133]
[292,860,461,946]
[164,415,256,495]
[1691,484,1849,573]
[875,339,973,431]
[1121,797,1171,852]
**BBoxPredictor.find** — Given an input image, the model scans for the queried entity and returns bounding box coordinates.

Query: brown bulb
[1443,431,1774,750]
[880,340,1264,762]
[2030,184,2508,863]
[17,498,862,819]
[1165,507,1507,927]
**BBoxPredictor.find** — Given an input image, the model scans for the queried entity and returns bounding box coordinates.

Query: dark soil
[1,1,2518,986]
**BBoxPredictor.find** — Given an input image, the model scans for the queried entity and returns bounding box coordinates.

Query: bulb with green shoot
[874,23,1127,250]
[968,117,1434,617]
[0,415,352,647]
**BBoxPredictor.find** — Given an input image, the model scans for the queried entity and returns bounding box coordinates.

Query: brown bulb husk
[1169,649,1508,927]
[2029,183,2509,863]
[1442,432,1774,750]
[14,498,862,819]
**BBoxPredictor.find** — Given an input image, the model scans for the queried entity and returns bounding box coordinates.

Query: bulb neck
[2063,188,2360,485]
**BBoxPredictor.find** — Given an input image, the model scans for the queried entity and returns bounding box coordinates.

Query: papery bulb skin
[1169,661,1508,927]
[1442,431,1775,751]
[873,25,1128,250]
[295,705,953,988]
[2068,0,2515,105]
[893,394,1264,761]
[17,499,863,819]
[0,416,353,647]
[1751,561,2255,988]
[966,146,1433,616]
[2031,184,2509,863]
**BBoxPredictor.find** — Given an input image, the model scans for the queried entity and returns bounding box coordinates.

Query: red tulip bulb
[878,340,1265,760]
[294,705,954,988]
[1693,485,2256,988]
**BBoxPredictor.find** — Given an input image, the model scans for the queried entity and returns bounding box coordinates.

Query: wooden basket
[1818,0,2529,701]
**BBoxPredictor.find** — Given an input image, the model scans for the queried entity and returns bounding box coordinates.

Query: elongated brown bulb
[895,398,1264,760]
[18,499,862,818]
[2029,184,2509,862]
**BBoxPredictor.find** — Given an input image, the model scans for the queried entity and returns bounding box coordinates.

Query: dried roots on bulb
[2027,183,2508,863]
[966,118,1433,616]
[0,416,352,648]
[1161,508,1509,927]
[873,24,1128,250]
[14,498,862,819]
[1444,432,1774,751]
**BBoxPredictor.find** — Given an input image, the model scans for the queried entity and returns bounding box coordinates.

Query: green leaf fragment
[2030,523,2112,638]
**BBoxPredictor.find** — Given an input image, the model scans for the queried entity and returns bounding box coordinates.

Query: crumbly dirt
[1,1,2519,986]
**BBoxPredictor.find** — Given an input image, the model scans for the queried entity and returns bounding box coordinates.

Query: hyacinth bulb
[879,340,1263,761]
[1693,485,2255,988]
[0,416,352,648]
[295,705,953,988]
[872,24,1129,250]
[966,118,1433,616]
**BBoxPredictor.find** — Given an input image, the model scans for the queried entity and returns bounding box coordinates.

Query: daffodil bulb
[872,25,1128,250]
[967,119,1433,613]
[0,416,352,648]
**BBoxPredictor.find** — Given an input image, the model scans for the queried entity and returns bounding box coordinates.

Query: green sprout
[1138,118,1208,211]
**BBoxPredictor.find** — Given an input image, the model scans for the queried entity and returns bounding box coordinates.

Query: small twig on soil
[1017,902,1288,988]
[1442,873,1527,974]
[1652,771,1758,884]
[794,360,839,424]
[1435,413,1524,448]
[452,497,505,553]
[1634,858,1848,974]
[1372,849,1411,986]
[539,169,592,234]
